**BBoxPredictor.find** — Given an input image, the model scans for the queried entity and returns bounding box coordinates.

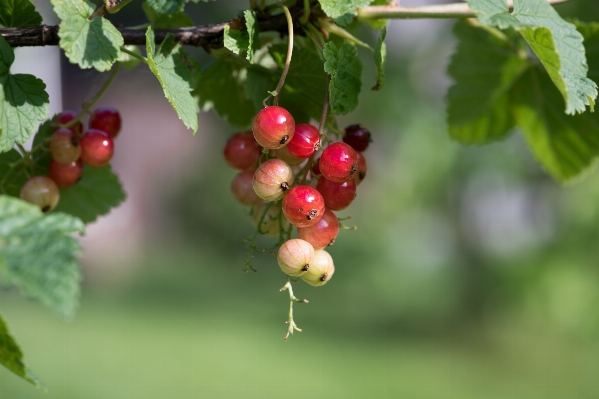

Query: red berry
[56,110,82,136]
[311,159,321,176]
[354,151,367,185]
[252,106,295,149]
[275,145,304,166]
[50,128,81,165]
[286,124,320,158]
[297,209,339,250]
[223,131,262,170]
[231,170,263,206]
[80,129,114,167]
[48,160,83,188]
[252,159,294,201]
[316,177,356,211]
[282,185,325,228]
[89,106,122,138]
[343,124,372,152]
[20,176,60,213]
[278,239,314,277]
[319,142,357,183]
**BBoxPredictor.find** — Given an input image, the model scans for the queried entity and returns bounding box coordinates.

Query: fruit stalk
[271,6,294,106]
[280,279,308,340]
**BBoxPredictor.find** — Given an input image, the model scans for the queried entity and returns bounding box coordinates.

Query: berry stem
[120,46,148,63]
[280,279,308,340]
[300,0,310,24]
[270,6,294,106]
[243,202,275,272]
[319,19,373,51]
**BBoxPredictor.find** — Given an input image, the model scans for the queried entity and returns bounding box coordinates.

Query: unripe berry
[50,128,81,165]
[354,151,367,185]
[56,110,82,136]
[301,249,335,287]
[343,124,372,152]
[252,159,293,201]
[89,107,122,138]
[275,145,304,166]
[80,129,114,167]
[19,176,60,213]
[252,203,288,236]
[231,171,263,206]
[282,185,325,228]
[286,124,320,158]
[319,142,357,183]
[316,177,356,211]
[297,209,339,250]
[252,106,295,149]
[277,239,314,276]
[223,131,262,170]
[48,160,83,188]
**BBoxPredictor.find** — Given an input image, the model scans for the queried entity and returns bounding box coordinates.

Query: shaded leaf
[0,0,42,28]
[372,26,386,91]
[323,41,362,115]
[0,313,42,386]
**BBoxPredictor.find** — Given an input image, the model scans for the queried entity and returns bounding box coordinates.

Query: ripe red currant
[343,124,372,152]
[50,128,81,165]
[252,159,294,201]
[286,124,320,159]
[19,176,60,213]
[252,106,295,149]
[297,209,339,250]
[48,160,83,188]
[275,145,304,166]
[354,151,367,185]
[282,185,325,228]
[80,129,114,167]
[89,106,122,138]
[319,142,357,183]
[277,239,314,276]
[56,110,82,136]
[252,203,288,237]
[311,158,321,176]
[231,170,263,206]
[301,249,335,287]
[223,131,262,170]
[316,177,356,211]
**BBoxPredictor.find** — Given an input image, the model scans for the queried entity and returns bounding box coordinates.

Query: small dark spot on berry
[42,206,50,213]
[320,273,328,282]
[280,135,289,145]
[281,182,289,191]
[314,142,321,151]
[328,238,335,246]
[307,209,318,220]
[301,264,309,272]
[350,164,357,176]
[359,171,365,180]
[71,137,79,146]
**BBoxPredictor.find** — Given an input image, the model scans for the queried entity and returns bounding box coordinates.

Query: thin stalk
[120,46,148,63]
[300,0,310,24]
[273,6,294,106]
[280,279,308,340]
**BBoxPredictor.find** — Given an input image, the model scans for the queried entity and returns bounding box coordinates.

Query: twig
[280,279,308,340]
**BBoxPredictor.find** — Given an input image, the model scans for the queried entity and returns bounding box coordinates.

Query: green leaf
[53,164,126,224]
[0,195,84,318]
[223,25,250,57]
[447,21,529,144]
[142,1,194,28]
[145,0,184,15]
[0,313,42,386]
[0,0,42,27]
[51,0,124,72]
[323,41,362,115]
[318,0,372,19]
[146,27,198,134]
[467,0,597,115]
[0,149,27,197]
[372,26,386,91]
[0,36,49,153]
[244,10,259,64]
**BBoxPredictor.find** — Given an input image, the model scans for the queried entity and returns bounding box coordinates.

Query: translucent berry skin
[343,124,372,152]
[89,106,122,138]
[282,185,325,228]
[354,151,367,185]
[252,203,288,237]
[275,145,304,166]
[297,209,339,250]
[48,160,83,188]
[80,129,114,167]
[252,159,294,201]
[56,110,82,136]
[19,176,60,213]
[252,106,295,149]
[277,239,314,277]
[231,171,263,206]
[286,124,320,158]
[319,142,357,183]
[223,131,262,170]
[50,128,81,165]
[316,177,356,211]
[301,249,335,287]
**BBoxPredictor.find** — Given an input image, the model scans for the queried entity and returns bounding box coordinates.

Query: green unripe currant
[301,250,335,287]
[252,203,288,237]
[277,239,314,277]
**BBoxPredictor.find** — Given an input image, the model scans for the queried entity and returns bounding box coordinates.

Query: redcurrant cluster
[19,107,121,212]
[224,105,371,288]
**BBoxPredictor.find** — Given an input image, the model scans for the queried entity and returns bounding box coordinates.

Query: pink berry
[89,106,122,138]
[223,131,262,170]
[286,123,320,159]
[50,128,81,165]
[20,176,60,213]
[297,209,339,250]
[277,239,314,277]
[56,110,82,136]
[48,160,83,188]
[343,124,372,152]
[80,129,114,167]
[252,106,295,149]
[301,249,335,287]
[282,185,325,228]
[319,142,357,183]
[316,177,356,211]
[231,170,263,206]
[354,151,367,185]
[252,159,294,201]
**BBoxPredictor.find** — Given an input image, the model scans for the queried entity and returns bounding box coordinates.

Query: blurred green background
[2,1,599,398]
